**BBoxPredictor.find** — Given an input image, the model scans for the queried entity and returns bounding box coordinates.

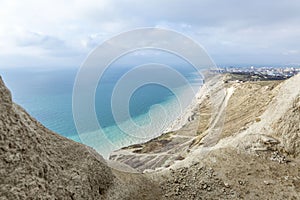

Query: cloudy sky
[1,0,300,69]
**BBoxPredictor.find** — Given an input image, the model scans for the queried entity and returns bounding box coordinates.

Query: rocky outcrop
[0,77,12,112]
[0,76,160,200]
[273,95,300,157]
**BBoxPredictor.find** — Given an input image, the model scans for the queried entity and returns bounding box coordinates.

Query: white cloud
[0,0,300,68]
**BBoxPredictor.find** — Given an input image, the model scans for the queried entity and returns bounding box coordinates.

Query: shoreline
[75,83,207,160]
[162,83,208,134]
[108,77,216,166]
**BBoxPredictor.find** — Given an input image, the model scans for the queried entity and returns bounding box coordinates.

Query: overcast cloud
[0,0,300,68]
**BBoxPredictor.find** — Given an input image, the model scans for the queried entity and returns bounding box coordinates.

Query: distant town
[216,66,300,81]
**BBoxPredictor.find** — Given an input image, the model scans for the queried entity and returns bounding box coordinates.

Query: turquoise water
[2,64,202,157]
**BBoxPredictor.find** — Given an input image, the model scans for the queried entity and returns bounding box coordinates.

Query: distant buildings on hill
[215,66,300,80]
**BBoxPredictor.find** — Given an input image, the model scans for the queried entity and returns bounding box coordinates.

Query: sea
[1,61,203,158]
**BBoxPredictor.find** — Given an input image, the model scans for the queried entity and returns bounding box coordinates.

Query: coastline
[162,83,208,133]
[162,73,222,135]
[108,76,220,172]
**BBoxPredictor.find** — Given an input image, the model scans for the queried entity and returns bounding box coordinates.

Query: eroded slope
[0,76,160,200]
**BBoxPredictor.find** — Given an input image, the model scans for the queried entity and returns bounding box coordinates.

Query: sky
[1,0,300,69]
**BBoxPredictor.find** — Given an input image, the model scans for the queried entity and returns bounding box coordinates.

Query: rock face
[0,77,12,112]
[0,76,113,199]
[0,76,160,200]
[272,95,300,158]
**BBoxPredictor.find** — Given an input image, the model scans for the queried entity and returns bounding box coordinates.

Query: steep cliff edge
[0,76,160,200]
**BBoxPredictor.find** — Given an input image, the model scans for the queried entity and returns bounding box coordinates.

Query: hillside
[111,74,300,199]
[0,76,160,200]
[1,73,299,200]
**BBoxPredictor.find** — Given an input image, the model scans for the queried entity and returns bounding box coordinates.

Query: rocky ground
[157,148,300,200]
